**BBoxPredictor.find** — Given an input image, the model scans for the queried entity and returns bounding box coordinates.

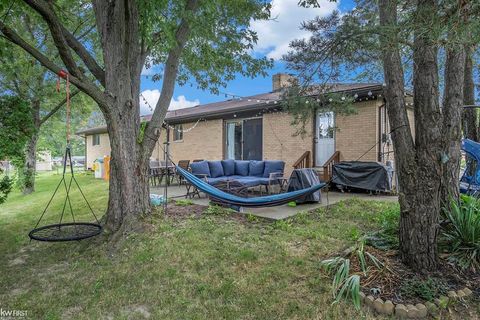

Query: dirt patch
[121,305,151,319]
[162,203,252,224]
[163,203,206,219]
[8,255,27,267]
[62,306,84,320]
[350,247,480,305]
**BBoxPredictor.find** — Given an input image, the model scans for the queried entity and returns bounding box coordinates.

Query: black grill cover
[287,168,321,203]
[332,161,393,192]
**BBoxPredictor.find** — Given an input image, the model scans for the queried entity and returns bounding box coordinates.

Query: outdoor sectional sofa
[189,159,285,188]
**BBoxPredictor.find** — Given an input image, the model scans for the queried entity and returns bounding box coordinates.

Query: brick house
[77,73,414,179]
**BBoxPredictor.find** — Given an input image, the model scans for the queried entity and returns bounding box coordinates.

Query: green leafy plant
[320,239,384,310]
[400,277,448,302]
[246,213,259,223]
[204,205,233,216]
[0,174,13,204]
[442,196,480,271]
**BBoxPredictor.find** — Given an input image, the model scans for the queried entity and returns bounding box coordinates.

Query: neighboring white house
[36,151,52,171]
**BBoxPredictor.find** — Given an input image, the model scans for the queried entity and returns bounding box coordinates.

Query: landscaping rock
[373,298,384,313]
[447,290,457,299]
[359,291,366,301]
[382,300,395,315]
[395,304,408,318]
[406,304,418,318]
[434,296,449,308]
[365,295,375,307]
[457,290,466,298]
[415,303,427,318]
[463,287,472,296]
[425,301,438,316]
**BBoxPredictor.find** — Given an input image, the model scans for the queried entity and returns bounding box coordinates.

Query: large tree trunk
[440,47,465,202]
[22,132,38,194]
[93,0,151,234]
[105,117,150,233]
[22,100,41,194]
[379,0,444,271]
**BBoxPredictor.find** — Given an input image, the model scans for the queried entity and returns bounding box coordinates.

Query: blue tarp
[460,139,480,195]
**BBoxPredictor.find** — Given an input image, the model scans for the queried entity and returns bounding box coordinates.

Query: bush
[0,174,13,204]
[442,196,480,271]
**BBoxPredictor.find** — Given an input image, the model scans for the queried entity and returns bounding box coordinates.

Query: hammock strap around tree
[175,166,326,208]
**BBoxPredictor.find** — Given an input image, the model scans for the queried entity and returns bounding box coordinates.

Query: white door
[315,112,335,166]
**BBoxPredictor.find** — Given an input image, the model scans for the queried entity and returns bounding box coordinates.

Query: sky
[139,0,356,115]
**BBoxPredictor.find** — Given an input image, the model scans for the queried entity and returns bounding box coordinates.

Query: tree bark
[379,0,445,271]
[440,47,465,202]
[463,46,477,141]
[22,131,38,194]
[92,0,150,233]
[22,100,41,194]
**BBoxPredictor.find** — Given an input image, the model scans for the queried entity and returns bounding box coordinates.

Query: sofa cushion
[263,160,285,178]
[206,176,229,185]
[190,161,211,177]
[249,160,265,177]
[234,160,250,176]
[221,159,235,176]
[208,161,224,178]
[233,176,263,187]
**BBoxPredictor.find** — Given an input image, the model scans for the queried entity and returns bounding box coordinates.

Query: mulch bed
[354,246,480,305]
[161,202,250,224]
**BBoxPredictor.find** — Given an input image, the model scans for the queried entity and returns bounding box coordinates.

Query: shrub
[0,173,13,204]
[441,196,480,271]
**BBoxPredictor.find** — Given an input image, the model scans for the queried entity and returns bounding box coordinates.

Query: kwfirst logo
[0,308,28,318]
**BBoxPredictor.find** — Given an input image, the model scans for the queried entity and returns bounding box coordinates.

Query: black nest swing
[28,145,102,242]
[28,71,102,242]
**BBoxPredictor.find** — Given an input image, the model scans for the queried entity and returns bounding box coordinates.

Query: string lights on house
[139,86,385,133]
[139,93,205,133]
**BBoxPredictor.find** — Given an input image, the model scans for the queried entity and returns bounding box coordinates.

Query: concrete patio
[151,183,398,220]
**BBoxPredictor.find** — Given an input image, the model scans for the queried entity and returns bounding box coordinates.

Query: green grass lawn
[0,172,398,320]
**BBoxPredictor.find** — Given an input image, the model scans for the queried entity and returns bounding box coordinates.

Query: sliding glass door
[225,118,263,161]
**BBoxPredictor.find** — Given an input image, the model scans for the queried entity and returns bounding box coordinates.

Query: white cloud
[251,0,339,60]
[139,89,200,115]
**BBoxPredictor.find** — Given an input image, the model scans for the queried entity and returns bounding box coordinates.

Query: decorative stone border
[360,287,473,318]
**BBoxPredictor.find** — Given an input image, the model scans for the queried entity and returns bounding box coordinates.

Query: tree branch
[141,0,200,158]
[23,0,82,78]
[40,89,80,125]
[62,24,105,86]
[0,20,107,107]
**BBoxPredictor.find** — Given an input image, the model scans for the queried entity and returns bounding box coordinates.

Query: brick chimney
[272,73,296,91]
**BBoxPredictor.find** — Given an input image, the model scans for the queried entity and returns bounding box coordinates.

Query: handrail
[322,151,340,181]
[293,151,311,169]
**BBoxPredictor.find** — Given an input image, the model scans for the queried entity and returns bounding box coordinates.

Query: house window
[92,134,100,146]
[225,118,263,160]
[173,125,183,141]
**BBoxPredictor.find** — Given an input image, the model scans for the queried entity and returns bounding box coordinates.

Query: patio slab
[150,183,398,220]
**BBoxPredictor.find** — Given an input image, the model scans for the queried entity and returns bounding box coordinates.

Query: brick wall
[85,133,111,169]
[169,119,223,162]
[263,112,313,177]
[335,100,381,162]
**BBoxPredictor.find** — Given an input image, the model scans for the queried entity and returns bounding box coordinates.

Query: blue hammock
[175,166,326,207]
